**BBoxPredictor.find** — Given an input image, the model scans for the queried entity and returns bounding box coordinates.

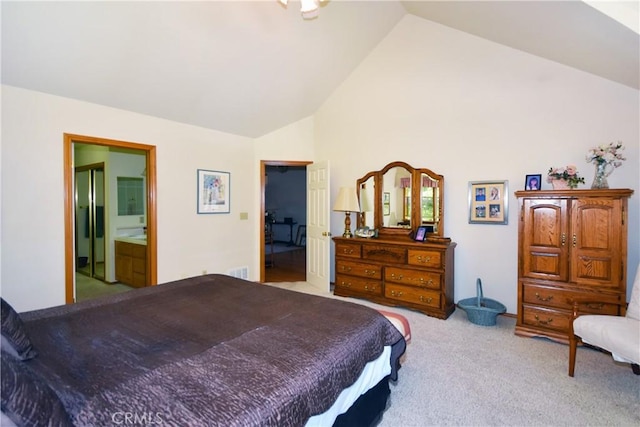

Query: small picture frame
[525,174,542,191]
[197,169,230,214]
[468,180,508,225]
[414,226,428,241]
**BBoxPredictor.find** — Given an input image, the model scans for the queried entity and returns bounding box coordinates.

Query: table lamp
[333,187,360,238]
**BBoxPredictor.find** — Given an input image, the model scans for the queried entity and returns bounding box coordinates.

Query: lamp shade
[333,187,360,213]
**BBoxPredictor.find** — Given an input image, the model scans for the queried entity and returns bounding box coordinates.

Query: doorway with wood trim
[260,160,310,283]
[63,134,158,304]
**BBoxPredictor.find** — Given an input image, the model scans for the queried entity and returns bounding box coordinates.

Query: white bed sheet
[305,346,392,427]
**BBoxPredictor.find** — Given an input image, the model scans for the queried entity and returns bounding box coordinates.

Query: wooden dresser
[514,189,633,343]
[333,236,456,319]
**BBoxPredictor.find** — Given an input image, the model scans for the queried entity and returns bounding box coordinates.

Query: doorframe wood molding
[260,160,311,283]
[64,133,158,303]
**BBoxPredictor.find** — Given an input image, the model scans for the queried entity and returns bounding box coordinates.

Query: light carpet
[265,281,639,427]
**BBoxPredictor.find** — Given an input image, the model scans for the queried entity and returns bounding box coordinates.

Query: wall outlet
[239,212,248,220]
[139,216,144,223]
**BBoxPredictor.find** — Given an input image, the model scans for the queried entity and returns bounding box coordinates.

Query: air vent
[228,267,249,280]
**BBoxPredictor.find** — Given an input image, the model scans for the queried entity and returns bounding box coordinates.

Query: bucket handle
[476,278,484,306]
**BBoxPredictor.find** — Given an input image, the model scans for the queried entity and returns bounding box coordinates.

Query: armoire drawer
[336,260,381,280]
[521,305,570,332]
[523,283,620,315]
[335,274,382,296]
[385,283,440,308]
[385,267,441,290]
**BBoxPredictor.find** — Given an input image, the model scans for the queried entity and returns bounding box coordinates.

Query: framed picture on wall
[197,169,230,214]
[468,180,508,225]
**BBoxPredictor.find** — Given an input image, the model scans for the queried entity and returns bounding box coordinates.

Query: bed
[1,274,406,426]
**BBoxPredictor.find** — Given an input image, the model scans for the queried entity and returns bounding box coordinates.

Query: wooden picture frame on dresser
[333,161,456,319]
[514,188,634,343]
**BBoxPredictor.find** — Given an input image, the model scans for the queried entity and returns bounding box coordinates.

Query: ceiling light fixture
[279,0,325,19]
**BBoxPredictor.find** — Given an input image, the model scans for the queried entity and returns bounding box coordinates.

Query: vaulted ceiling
[2,1,638,138]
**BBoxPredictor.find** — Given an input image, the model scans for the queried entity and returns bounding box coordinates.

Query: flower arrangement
[547,165,585,189]
[586,141,626,167]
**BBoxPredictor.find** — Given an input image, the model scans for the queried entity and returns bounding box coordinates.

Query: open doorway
[260,160,310,283]
[64,134,157,303]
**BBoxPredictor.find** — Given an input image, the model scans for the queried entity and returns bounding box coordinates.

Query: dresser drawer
[336,260,381,280]
[521,305,570,332]
[335,242,362,259]
[335,274,382,296]
[385,283,440,308]
[385,267,441,290]
[407,249,442,269]
[523,283,620,315]
[362,245,406,264]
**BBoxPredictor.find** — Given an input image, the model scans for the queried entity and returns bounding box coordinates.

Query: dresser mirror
[357,172,376,228]
[356,161,444,238]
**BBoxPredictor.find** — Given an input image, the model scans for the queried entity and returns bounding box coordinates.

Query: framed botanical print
[197,169,230,214]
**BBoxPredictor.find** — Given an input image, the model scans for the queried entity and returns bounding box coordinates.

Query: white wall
[1,15,637,316]
[315,15,640,314]
[1,86,256,311]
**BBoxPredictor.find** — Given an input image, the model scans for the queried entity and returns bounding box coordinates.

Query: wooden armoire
[514,189,633,343]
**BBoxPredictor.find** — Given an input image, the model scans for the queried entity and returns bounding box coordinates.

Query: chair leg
[632,364,640,375]
[568,334,578,377]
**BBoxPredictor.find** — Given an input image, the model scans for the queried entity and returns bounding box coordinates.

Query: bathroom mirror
[356,162,444,239]
[117,177,144,216]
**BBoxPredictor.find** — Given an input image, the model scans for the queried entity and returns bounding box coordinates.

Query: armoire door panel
[528,252,563,276]
[522,199,569,281]
[573,256,615,285]
[571,198,621,285]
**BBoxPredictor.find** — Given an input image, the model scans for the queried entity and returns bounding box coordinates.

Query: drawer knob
[340,266,352,272]
[339,281,351,288]
[342,248,354,254]
[364,269,377,276]
[419,295,433,303]
[390,290,403,297]
[534,315,553,325]
[390,273,404,280]
[364,285,377,292]
[419,278,434,286]
[586,303,605,310]
[534,293,553,302]
[417,256,431,263]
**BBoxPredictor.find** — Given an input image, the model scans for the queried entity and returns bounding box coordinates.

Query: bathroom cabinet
[115,240,147,288]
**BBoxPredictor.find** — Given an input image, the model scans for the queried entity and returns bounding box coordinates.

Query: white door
[306,161,330,290]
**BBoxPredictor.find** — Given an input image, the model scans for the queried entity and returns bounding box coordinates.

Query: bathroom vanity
[115,237,147,288]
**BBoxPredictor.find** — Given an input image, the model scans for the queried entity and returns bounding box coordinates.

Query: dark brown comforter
[20,275,405,426]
